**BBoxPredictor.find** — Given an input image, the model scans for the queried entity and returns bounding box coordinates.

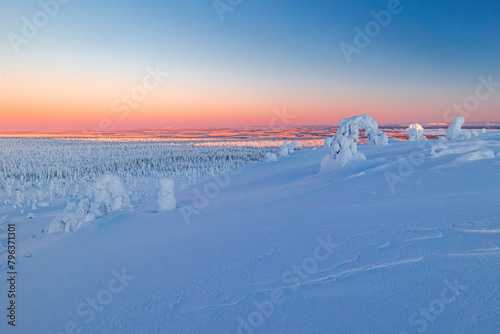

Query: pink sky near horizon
[2,100,498,131]
[1,67,498,130]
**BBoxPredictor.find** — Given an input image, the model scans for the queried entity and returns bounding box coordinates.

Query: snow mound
[157,178,176,212]
[430,142,482,158]
[446,116,473,140]
[456,149,495,162]
[406,123,427,141]
[321,114,388,169]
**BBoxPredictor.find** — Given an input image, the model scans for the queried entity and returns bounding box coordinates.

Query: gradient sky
[1,0,499,129]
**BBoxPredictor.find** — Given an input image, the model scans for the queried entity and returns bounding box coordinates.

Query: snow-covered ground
[1,131,499,333]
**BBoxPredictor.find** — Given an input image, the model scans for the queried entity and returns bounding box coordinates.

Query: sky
[0,0,499,130]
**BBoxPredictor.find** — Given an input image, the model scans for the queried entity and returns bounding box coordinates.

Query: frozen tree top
[406,123,426,141]
[446,116,473,140]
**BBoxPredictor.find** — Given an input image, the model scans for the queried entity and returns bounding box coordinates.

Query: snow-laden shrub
[405,124,427,141]
[280,141,300,156]
[15,191,25,208]
[289,141,300,150]
[446,116,473,140]
[322,114,388,168]
[324,137,333,147]
[90,174,132,217]
[280,142,290,156]
[265,153,278,161]
[48,199,93,234]
[157,178,176,212]
[48,212,74,234]
[481,128,487,134]
[49,174,132,234]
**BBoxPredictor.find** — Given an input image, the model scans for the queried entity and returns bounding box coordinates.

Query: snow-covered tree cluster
[280,141,300,156]
[322,114,388,168]
[406,123,427,141]
[91,174,132,215]
[49,174,132,233]
[0,139,278,210]
[265,153,278,161]
[446,116,478,140]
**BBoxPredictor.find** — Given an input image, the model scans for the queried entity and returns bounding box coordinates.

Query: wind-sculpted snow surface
[1,132,499,334]
[322,114,388,168]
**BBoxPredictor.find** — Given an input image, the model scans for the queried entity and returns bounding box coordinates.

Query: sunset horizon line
[0,121,499,133]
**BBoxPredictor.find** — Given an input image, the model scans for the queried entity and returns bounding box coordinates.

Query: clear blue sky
[1,0,499,129]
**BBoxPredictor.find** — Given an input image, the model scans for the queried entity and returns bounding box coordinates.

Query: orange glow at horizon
[2,68,499,130]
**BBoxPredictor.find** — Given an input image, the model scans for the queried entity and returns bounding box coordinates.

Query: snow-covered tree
[49,174,132,234]
[90,174,132,216]
[324,137,333,147]
[49,199,93,234]
[280,141,300,156]
[265,153,278,161]
[157,178,176,212]
[406,123,427,141]
[446,116,473,140]
[280,141,290,156]
[322,114,388,168]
